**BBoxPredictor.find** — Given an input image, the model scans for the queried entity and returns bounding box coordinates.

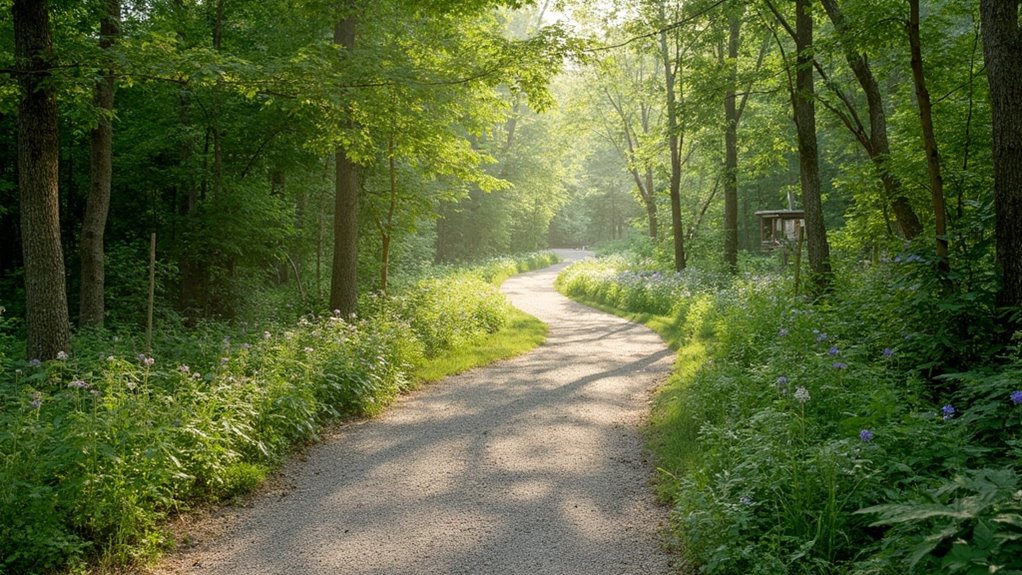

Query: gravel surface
[155,249,677,575]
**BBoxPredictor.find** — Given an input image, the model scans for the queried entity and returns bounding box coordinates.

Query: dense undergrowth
[557,253,1022,575]
[0,251,558,575]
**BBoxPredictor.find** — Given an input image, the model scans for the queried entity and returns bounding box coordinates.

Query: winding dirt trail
[155,250,677,575]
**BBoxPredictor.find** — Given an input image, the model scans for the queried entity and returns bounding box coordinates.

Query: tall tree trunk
[379,135,398,294]
[79,0,120,328]
[659,25,686,271]
[14,0,71,359]
[907,0,949,271]
[330,11,359,316]
[722,10,741,272]
[793,0,831,291]
[980,0,1022,313]
[819,0,923,240]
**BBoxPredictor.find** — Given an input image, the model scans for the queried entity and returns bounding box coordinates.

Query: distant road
[155,249,678,575]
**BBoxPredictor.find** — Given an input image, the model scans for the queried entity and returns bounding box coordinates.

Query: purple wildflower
[28,359,41,368]
[69,379,89,390]
[832,362,848,369]
[776,376,790,394]
[739,496,753,506]
[859,429,874,442]
[828,346,840,356]
[778,328,789,338]
[1010,390,1022,405]
[30,392,42,410]
[942,405,956,420]
[883,348,894,358]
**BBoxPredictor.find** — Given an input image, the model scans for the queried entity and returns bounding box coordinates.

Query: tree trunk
[379,136,398,294]
[330,12,359,316]
[980,0,1022,313]
[722,11,741,272]
[659,25,686,272]
[14,0,71,359]
[793,0,831,291]
[907,0,949,271]
[819,0,923,240]
[79,0,120,328]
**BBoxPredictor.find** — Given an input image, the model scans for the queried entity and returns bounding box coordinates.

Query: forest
[1,0,1021,573]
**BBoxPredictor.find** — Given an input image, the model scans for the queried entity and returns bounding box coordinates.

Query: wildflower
[778,328,789,338]
[263,331,272,339]
[220,357,229,365]
[739,496,753,506]
[107,355,115,362]
[832,362,848,369]
[137,353,146,362]
[178,365,191,374]
[882,348,894,358]
[28,359,41,368]
[192,372,202,380]
[69,379,89,390]
[333,309,342,317]
[776,376,790,393]
[1010,390,1022,405]
[828,346,840,356]
[859,429,874,442]
[942,405,956,420]
[56,351,69,361]
[816,332,829,343]
[140,355,155,367]
[303,347,314,353]
[794,386,811,404]
[30,392,42,410]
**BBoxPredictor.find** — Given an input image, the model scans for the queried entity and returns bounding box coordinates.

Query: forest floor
[147,250,679,575]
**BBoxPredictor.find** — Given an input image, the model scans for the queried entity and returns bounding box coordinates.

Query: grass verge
[414,307,547,383]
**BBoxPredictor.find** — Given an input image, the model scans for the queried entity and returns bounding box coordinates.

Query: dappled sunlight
[169,259,674,574]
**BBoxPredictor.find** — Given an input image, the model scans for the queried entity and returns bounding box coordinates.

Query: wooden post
[147,232,155,353]
[793,223,804,296]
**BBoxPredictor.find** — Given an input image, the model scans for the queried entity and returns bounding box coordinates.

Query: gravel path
[156,250,677,575]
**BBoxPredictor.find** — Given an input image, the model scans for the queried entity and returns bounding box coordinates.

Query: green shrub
[557,254,1022,575]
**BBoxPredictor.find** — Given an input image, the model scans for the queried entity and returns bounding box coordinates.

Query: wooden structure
[755,209,804,250]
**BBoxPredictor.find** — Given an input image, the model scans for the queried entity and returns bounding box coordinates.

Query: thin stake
[793,224,804,296]
[147,231,155,353]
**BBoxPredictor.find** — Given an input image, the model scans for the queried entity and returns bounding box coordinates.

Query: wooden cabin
[755,210,805,250]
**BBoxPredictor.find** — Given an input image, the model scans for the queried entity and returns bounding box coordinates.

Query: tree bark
[819,0,923,240]
[722,10,741,272]
[14,0,71,359]
[907,0,949,271]
[659,24,686,271]
[79,0,120,328]
[793,0,831,291]
[980,0,1022,312]
[330,12,359,316]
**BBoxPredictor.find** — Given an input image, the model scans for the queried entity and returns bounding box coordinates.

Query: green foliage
[0,251,556,574]
[557,254,1022,575]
